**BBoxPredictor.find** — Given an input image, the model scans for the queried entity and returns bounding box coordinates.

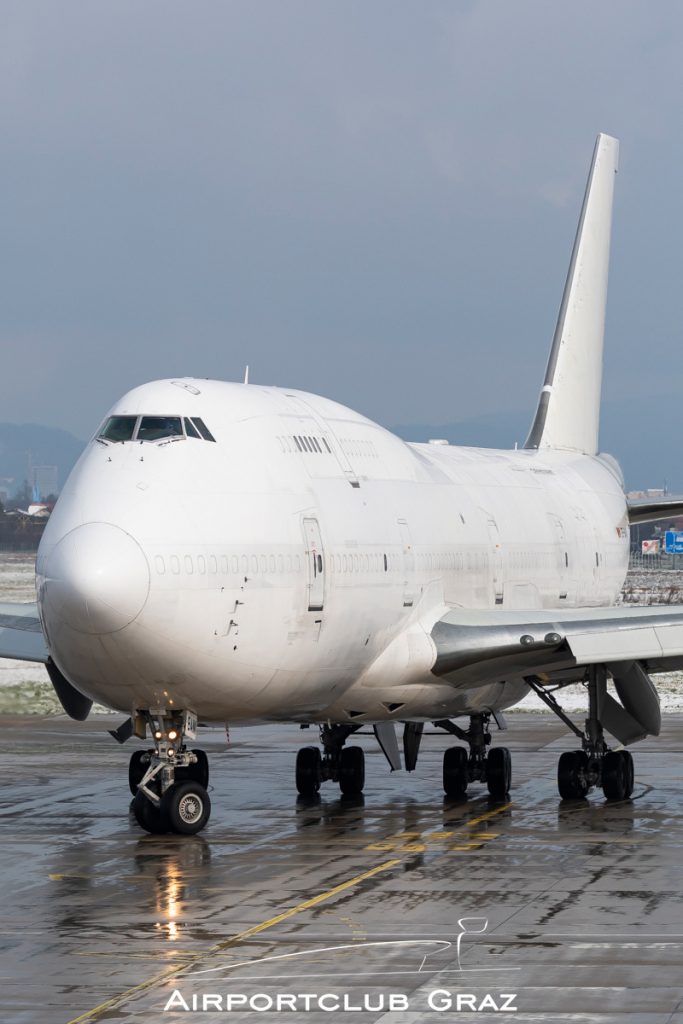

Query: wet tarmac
[1,713,683,1023]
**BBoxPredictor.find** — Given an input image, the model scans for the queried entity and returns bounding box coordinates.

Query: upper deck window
[98,416,138,442]
[137,416,183,441]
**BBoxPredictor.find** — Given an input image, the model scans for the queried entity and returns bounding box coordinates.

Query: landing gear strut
[436,713,511,800]
[295,724,365,798]
[129,709,211,834]
[527,666,635,802]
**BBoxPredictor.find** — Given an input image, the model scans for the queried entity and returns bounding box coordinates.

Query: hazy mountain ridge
[394,395,681,494]
[0,423,85,494]
[0,394,678,497]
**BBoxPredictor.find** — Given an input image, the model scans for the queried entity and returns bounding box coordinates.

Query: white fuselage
[35,379,630,724]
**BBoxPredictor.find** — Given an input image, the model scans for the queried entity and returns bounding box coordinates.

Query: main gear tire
[443,746,469,798]
[296,746,322,796]
[558,750,589,800]
[486,747,511,800]
[339,746,365,796]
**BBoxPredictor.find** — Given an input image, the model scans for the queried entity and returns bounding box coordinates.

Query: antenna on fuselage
[243,365,250,385]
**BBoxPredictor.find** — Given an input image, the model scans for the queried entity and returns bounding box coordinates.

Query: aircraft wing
[431,605,683,685]
[431,604,683,744]
[0,602,49,663]
[627,496,683,525]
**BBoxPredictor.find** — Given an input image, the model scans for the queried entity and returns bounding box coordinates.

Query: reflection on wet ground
[1,714,683,1022]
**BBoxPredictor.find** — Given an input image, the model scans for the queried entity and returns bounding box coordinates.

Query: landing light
[168,729,178,741]
[154,730,163,740]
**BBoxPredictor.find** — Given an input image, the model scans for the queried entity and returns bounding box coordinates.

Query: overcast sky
[1,1,682,439]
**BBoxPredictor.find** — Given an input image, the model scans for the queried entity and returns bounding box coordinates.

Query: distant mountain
[392,394,683,494]
[0,423,85,496]
[0,392,679,500]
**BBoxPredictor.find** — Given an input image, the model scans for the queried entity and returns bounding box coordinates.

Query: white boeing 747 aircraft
[2,134,683,835]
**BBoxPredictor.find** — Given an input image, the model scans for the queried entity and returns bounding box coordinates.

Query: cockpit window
[183,417,201,439]
[97,413,215,444]
[98,416,138,442]
[191,417,216,442]
[137,415,184,441]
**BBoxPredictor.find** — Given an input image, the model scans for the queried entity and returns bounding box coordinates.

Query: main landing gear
[527,665,635,802]
[436,713,511,801]
[129,710,211,835]
[296,724,365,798]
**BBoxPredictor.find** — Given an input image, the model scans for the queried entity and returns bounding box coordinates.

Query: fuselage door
[485,515,504,605]
[548,513,569,600]
[397,518,415,607]
[303,517,325,612]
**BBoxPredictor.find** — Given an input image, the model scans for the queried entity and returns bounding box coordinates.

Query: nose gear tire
[161,781,211,835]
[132,789,170,834]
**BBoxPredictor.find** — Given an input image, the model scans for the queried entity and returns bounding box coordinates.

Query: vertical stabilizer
[525,133,619,454]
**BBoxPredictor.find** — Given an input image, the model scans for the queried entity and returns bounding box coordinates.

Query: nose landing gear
[129,709,211,834]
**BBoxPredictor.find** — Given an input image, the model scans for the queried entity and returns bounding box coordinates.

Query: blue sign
[664,531,683,554]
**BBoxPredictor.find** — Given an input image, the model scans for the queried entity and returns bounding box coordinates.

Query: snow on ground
[2,552,683,714]
[0,553,114,714]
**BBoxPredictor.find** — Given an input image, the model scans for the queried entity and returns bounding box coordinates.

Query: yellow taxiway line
[66,800,512,1024]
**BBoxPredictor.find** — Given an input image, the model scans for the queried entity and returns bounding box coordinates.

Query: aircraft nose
[44,523,150,635]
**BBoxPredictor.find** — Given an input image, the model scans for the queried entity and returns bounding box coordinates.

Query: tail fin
[525,133,619,454]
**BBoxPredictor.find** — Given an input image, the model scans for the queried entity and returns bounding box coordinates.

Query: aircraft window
[293,436,302,451]
[137,416,183,441]
[317,554,323,573]
[192,418,216,442]
[384,553,388,571]
[312,438,322,453]
[99,415,138,442]
[322,437,332,453]
[301,436,311,452]
[184,417,201,439]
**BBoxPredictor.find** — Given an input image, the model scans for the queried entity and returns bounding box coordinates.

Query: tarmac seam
[66,801,513,1022]
[65,857,402,1024]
